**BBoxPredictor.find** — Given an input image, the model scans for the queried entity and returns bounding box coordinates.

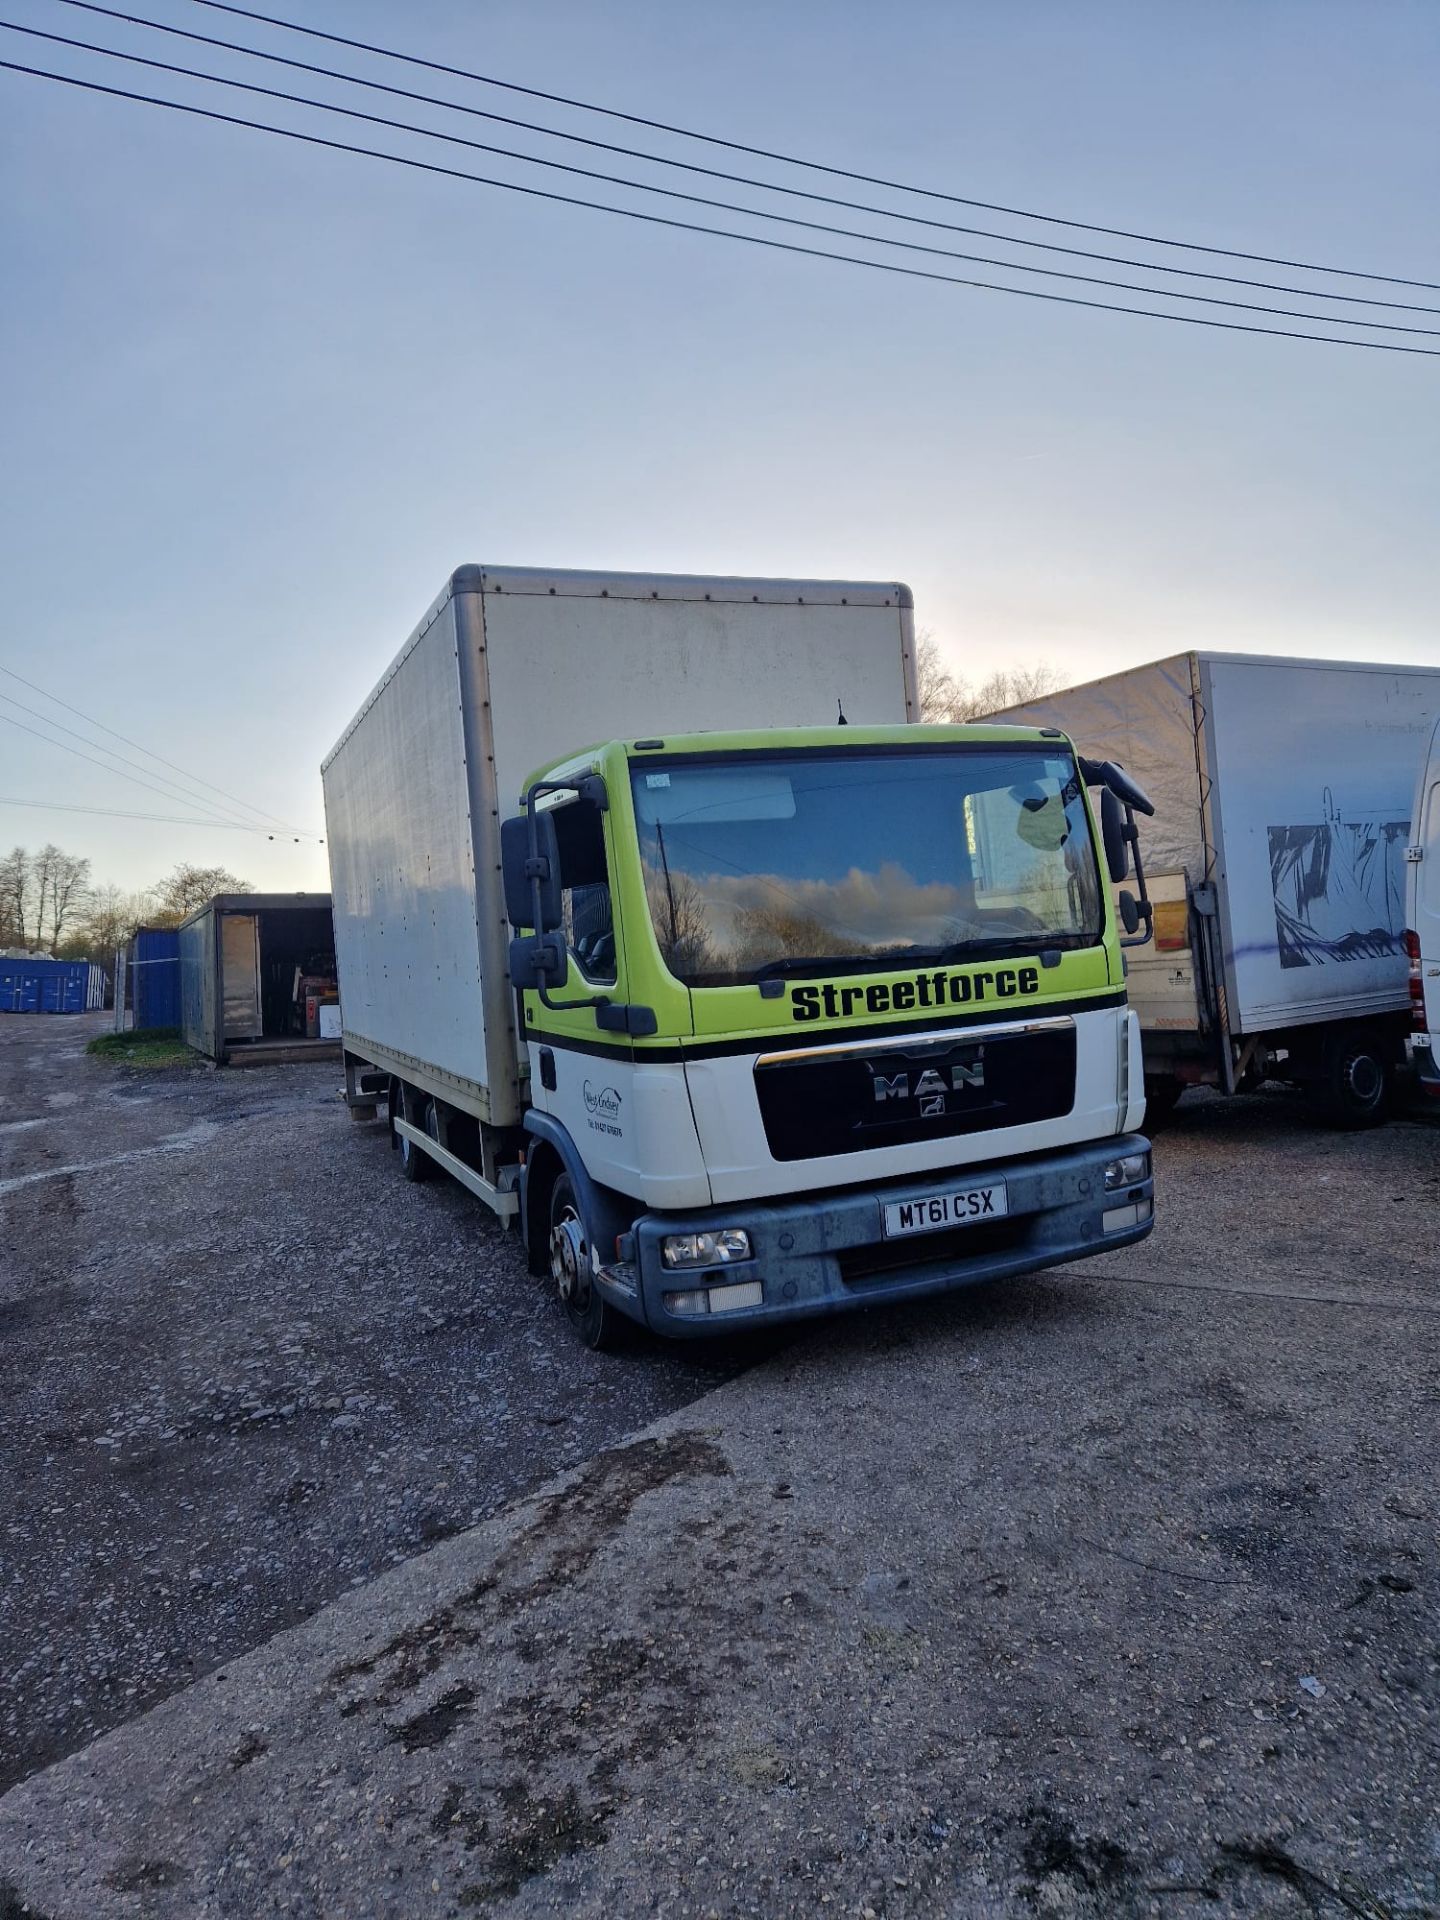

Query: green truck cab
[505,725,1153,1345]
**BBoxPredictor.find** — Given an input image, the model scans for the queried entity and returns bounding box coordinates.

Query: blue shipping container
[0,956,104,1014]
[132,927,181,1030]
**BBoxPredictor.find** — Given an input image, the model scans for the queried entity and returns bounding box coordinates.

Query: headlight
[1104,1151,1150,1191]
[661,1228,752,1269]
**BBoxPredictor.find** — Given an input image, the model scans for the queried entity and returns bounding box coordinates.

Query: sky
[1,0,1438,896]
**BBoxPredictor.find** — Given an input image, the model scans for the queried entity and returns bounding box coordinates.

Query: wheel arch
[521,1135,565,1275]
[521,1113,636,1279]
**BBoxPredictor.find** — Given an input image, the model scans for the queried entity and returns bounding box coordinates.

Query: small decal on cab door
[583,1080,623,1137]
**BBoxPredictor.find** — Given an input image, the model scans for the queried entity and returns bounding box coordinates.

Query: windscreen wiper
[939,932,1088,963]
[752,955,869,981]
[753,946,940,982]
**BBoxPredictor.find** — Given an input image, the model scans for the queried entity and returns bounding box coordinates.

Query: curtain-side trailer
[993,652,1440,1124]
[322,565,1154,1346]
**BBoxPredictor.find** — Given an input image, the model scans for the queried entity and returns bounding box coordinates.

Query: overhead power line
[53,1,1440,317]
[0,659,313,834]
[17,20,1438,337]
[0,685,260,828]
[0,796,322,838]
[4,58,1437,358]
[184,0,1440,294]
[0,707,281,817]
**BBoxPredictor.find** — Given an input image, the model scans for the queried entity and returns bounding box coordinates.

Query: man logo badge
[873,1058,985,1113]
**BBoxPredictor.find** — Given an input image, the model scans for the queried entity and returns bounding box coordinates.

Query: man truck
[322,566,1154,1346]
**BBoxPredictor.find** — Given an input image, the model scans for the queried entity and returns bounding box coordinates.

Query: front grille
[836,1215,1029,1285]
[755,1024,1076,1162]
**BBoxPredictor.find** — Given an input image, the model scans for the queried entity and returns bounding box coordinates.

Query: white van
[1406,717,1440,1101]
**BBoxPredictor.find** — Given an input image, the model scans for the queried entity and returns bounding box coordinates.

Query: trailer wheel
[397,1085,436,1181]
[548,1173,627,1351]
[1315,1029,1388,1130]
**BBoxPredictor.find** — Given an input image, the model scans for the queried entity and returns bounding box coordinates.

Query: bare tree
[0,845,34,949]
[43,849,91,953]
[60,883,154,961]
[917,634,967,724]
[150,863,253,925]
[31,843,58,953]
[917,635,1060,723]
[967,662,1063,717]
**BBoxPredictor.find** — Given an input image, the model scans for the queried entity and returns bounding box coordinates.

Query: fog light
[1104,1151,1150,1191]
[664,1288,711,1317]
[663,1279,764,1318]
[707,1280,764,1314]
[1102,1197,1154,1233]
[661,1228,752,1269]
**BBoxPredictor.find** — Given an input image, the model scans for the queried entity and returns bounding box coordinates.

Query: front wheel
[548,1173,628,1351]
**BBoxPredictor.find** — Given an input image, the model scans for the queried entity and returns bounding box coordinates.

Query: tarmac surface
[2,1011,1438,1916]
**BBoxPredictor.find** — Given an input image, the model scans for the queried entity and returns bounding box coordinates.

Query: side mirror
[1100,788,1130,884]
[508,930,568,990]
[1080,756,1155,818]
[500,812,563,931]
[1118,890,1142,936]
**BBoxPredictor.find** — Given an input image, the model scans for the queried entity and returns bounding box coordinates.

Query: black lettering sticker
[790,961,1049,1021]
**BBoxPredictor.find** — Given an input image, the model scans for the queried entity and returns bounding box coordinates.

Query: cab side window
[553,801,616,984]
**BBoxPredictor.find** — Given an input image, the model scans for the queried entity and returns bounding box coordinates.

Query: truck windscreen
[631,746,1103,987]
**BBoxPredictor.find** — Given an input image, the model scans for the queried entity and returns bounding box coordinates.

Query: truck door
[525,789,672,1196]
[220,913,263,1041]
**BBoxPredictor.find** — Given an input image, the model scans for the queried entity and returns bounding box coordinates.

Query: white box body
[322,565,916,1124]
[1407,716,1440,1062]
[994,652,1440,1038]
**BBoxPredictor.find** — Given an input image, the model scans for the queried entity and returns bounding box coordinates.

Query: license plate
[882,1182,1008,1238]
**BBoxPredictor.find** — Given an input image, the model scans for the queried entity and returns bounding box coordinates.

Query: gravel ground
[0,1011,751,1794]
[2,1015,1438,1918]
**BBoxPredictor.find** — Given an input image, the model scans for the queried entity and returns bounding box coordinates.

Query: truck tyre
[548,1172,627,1351]
[397,1086,436,1182]
[1315,1029,1388,1130]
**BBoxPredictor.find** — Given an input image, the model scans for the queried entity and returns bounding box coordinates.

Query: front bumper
[606,1134,1154,1337]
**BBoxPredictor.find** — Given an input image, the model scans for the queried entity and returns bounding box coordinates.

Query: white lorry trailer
[1405,717,1440,1102]
[322,565,1154,1346]
[993,652,1440,1124]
